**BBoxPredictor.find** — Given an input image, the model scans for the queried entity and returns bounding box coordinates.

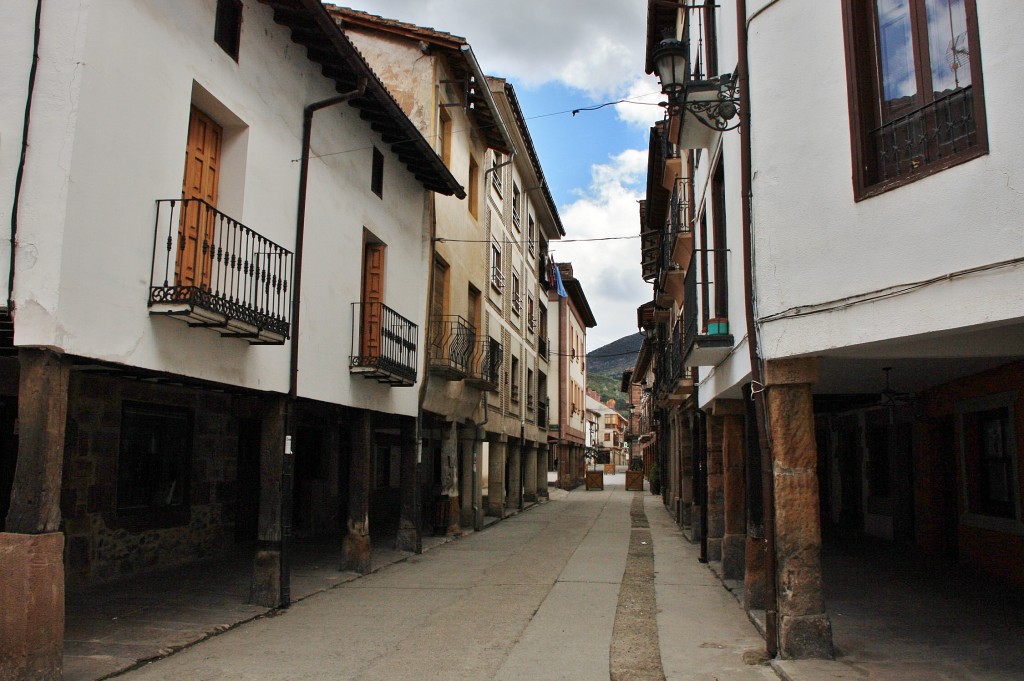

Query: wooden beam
[5,349,70,534]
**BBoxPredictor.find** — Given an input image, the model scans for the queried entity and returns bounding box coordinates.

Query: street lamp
[652,36,740,132]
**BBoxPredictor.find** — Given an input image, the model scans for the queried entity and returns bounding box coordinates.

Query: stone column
[705,414,725,563]
[1,349,71,681]
[536,443,549,500]
[743,384,769,611]
[342,410,373,574]
[764,358,833,659]
[507,438,522,510]
[250,395,290,607]
[396,416,421,553]
[487,434,507,517]
[680,417,694,531]
[715,399,746,581]
[459,427,477,531]
[522,442,538,503]
[440,422,461,536]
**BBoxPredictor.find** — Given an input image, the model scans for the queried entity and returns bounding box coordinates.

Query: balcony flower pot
[707,318,729,335]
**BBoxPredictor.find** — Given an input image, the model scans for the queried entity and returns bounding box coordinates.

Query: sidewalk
[64,529,465,680]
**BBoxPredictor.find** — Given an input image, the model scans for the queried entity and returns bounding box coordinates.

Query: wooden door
[430,259,447,352]
[178,106,222,289]
[361,243,385,358]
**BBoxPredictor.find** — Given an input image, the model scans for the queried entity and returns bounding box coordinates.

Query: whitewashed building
[0,1,461,677]
[641,0,1024,663]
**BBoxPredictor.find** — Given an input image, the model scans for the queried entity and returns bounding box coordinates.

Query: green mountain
[586,332,643,413]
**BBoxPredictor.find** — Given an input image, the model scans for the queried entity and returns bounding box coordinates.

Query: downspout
[9,0,43,313]
[735,0,779,657]
[290,79,367,400]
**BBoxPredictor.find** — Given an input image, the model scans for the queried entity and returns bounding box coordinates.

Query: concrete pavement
[111,475,773,680]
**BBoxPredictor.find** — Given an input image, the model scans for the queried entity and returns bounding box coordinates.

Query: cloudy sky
[335,1,663,350]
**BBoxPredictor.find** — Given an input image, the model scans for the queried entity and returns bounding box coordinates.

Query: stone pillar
[250,395,290,607]
[523,442,538,503]
[342,411,373,574]
[487,434,507,517]
[1,348,71,681]
[705,414,725,563]
[440,422,461,536]
[507,438,522,510]
[715,399,746,581]
[396,416,421,553]
[743,384,769,611]
[536,443,549,500]
[764,358,834,659]
[680,417,694,530]
[459,427,477,531]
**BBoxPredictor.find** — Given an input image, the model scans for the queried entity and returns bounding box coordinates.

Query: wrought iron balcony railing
[491,264,505,291]
[466,338,502,390]
[350,301,418,387]
[427,315,473,379]
[870,86,977,184]
[528,315,537,333]
[148,198,292,344]
[512,291,522,314]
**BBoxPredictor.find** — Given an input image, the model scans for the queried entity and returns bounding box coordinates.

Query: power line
[295,90,664,163]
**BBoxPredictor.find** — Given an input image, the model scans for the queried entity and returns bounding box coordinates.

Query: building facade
[639,0,1024,661]
[0,1,466,677]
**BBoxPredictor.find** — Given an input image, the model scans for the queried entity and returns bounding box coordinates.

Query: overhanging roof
[257,0,464,197]
[325,5,511,154]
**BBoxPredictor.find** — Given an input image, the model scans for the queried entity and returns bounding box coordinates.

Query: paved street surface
[115,476,774,681]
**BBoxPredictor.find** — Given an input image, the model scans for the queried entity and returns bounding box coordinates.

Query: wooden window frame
[957,392,1023,534]
[371,146,384,198]
[841,0,988,201]
[214,0,243,61]
[468,156,480,219]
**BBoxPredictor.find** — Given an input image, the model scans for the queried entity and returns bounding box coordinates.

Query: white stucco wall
[747,0,1024,360]
[2,0,431,415]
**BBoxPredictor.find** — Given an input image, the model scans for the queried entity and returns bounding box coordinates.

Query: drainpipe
[9,0,43,313]
[290,79,367,400]
[735,0,779,657]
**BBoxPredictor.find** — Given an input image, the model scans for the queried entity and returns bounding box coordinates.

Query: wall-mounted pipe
[9,0,43,313]
[290,79,366,399]
[735,0,779,658]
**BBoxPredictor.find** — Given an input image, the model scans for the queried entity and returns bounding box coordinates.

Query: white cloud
[614,75,666,129]
[331,1,648,99]
[558,150,651,350]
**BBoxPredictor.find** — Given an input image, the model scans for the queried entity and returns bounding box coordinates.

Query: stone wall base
[249,547,283,608]
[722,533,746,581]
[0,532,64,681]
[743,535,768,610]
[341,528,371,574]
[780,613,835,659]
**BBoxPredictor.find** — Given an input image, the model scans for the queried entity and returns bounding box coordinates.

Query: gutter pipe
[735,0,779,657]
[289,79,367,399]
[9,0,43,313]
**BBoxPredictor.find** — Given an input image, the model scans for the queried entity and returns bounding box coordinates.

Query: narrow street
[113,478,773,681]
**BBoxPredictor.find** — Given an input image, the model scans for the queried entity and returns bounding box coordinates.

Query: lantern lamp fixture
[652,36,741,132]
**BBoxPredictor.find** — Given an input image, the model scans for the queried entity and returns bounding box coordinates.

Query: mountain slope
[586,332,643,412]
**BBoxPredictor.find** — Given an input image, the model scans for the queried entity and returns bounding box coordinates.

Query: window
[512,183,522,231]
[527,295,536,332]
[511,269,521,313]
[490,242,504,290]
[960,398,1019,520]
[214,0,243,61]
[528,216,536,255]
[371,146,384,198]
[842,0,987,197]
[468,156,480,219]
[117,404,193,523]
[511,356,520,402]
[527,368,534,407]
[711,160,728,319]
[491,154,503,195]
[604,432,611,442]
[438,107,452,167]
